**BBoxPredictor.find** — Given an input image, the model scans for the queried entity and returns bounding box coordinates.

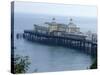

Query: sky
[14,1,97,18]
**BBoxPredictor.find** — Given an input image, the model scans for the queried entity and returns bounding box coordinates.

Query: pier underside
[23,30,97,56]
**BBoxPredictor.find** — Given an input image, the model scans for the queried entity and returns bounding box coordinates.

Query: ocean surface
[13,13,97,73]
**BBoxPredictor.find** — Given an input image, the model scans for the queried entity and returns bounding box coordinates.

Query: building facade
[34,24,49,34]
[66,18,80,33]
[45,18,66,32]
[34,18,81,36]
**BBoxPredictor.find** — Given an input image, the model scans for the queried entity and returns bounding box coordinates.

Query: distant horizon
[14,12,97,19]
[14,1,97,18]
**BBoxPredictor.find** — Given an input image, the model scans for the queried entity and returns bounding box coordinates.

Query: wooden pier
[23,30,97,56]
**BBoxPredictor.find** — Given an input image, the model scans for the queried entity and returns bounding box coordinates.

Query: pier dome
[68,18,76,27]
[66,18,80,33]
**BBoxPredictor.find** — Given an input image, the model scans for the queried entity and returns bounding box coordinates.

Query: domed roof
[68,18,76,27]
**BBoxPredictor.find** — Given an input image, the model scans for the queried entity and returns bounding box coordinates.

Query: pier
[23,30,97,56]
[21,18,97,56]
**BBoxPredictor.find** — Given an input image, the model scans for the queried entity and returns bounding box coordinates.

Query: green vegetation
[14,55,31,73]
[90,57,97,69]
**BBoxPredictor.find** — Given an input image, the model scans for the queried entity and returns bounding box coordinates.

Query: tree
[90,58,97,69]
[14,55,31,73]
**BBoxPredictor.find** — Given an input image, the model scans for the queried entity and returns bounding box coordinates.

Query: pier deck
[23,30,97,56]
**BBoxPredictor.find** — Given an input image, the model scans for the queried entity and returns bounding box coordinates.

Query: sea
[13,13,97,73]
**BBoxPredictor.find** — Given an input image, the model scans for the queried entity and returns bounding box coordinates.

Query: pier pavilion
[22,17,97,56]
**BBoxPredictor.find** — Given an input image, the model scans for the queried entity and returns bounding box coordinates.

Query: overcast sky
[14,1,97,18]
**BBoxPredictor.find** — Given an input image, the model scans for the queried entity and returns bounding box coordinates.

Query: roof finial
[52,17,55,20]
[70,18,73,22]
[52,17,56,22]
